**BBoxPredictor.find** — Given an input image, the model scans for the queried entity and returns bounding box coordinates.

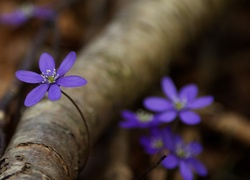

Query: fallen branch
[201,104,250,147]
[0,0,235,179]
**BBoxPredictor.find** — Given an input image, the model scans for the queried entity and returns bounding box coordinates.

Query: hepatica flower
[15,51,87,107]
[162,128,207,180]
[0,4,54,26]
[119,109,160,128]
[144,76,213,125]
[139,128,165,154]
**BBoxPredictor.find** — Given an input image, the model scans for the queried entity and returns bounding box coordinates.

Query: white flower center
[175,143,192,158]
[41,69,59,84]
[136,109,153,122]
[20,4,35,17]
[151,138,163,149]
[173,97,188,111]
[174,101,185,110]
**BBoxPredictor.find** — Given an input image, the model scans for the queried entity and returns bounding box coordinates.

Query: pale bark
[0,0,234,179]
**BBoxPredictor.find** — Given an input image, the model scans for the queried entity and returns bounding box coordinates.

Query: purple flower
[139,128,165,154]
[119,109,160,128]
[15,51,87,107]
[0,4,54,26]
[144,76,213,125]
[162,128,207,180]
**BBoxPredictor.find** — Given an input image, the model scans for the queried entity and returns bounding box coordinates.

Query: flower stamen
[152,138,163,149]
[136,109,153,122]
[41,68,59,84]
[175,143,192,158]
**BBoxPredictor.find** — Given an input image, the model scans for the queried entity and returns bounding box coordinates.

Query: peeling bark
[0,0,234,179]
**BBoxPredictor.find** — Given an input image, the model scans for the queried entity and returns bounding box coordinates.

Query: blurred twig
[201,103,250,147]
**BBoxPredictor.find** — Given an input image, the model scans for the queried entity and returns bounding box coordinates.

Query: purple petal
[179,84,198,101]
[24,84,49,107]
[48,84,61,101]
[119,121,137,128]
[157,111,177,123]
[179,111,200,125]
[163,127,175,151]
[162,154,178,169]
[188,96,213,109]
[39,53,55,74]
[143,97,172,112]
[0,11,28,26]
[189,142,203,155]
[180,161,193,180]
[139,137,159,155]
[174,135,183,146]
[162,77,178,101]
[15,70,43,83]
[57,51,76,76]
[120,110,137,127]
[121,110,136,122]
[57,76,87,87]
[34,7,54,18]
[187,158,207,176]
[150,127,162,137]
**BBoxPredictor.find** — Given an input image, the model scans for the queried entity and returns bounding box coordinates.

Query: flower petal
[56,76,87,87]
[157,111,177,123]
[39,52,55,74]
[0,11,27,25]
[189,142,203,155]
[188,96,213,109]
[139,136,160,155]
[24,84,49,107]
[119,121,137,128]
[162,154,178,169]
[15,70,43,83]
[34,7,55,18]
[121,110,135,121]
[180,161,193,180]
[179,111,200,125]
[143,97,172,112]
[48,84,61,101]
[179,84,198,101]
[57,51,76,76]
[187,158,207,176]
[163,127,175,151]
[162,77,178,101]
[119,110,137,128]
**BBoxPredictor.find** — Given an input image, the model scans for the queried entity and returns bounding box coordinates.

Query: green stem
[61,90,90,171]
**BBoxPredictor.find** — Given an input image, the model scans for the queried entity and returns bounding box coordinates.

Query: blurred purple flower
[0,4,54,26]
[162,128,207,180]
[139,128,165,154]
[144,76,213,125]
[119,109,160,128]
[15,51,87,107]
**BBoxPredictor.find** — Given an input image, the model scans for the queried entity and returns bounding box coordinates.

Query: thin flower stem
[61,90,90,171]
[135,155,167,180]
